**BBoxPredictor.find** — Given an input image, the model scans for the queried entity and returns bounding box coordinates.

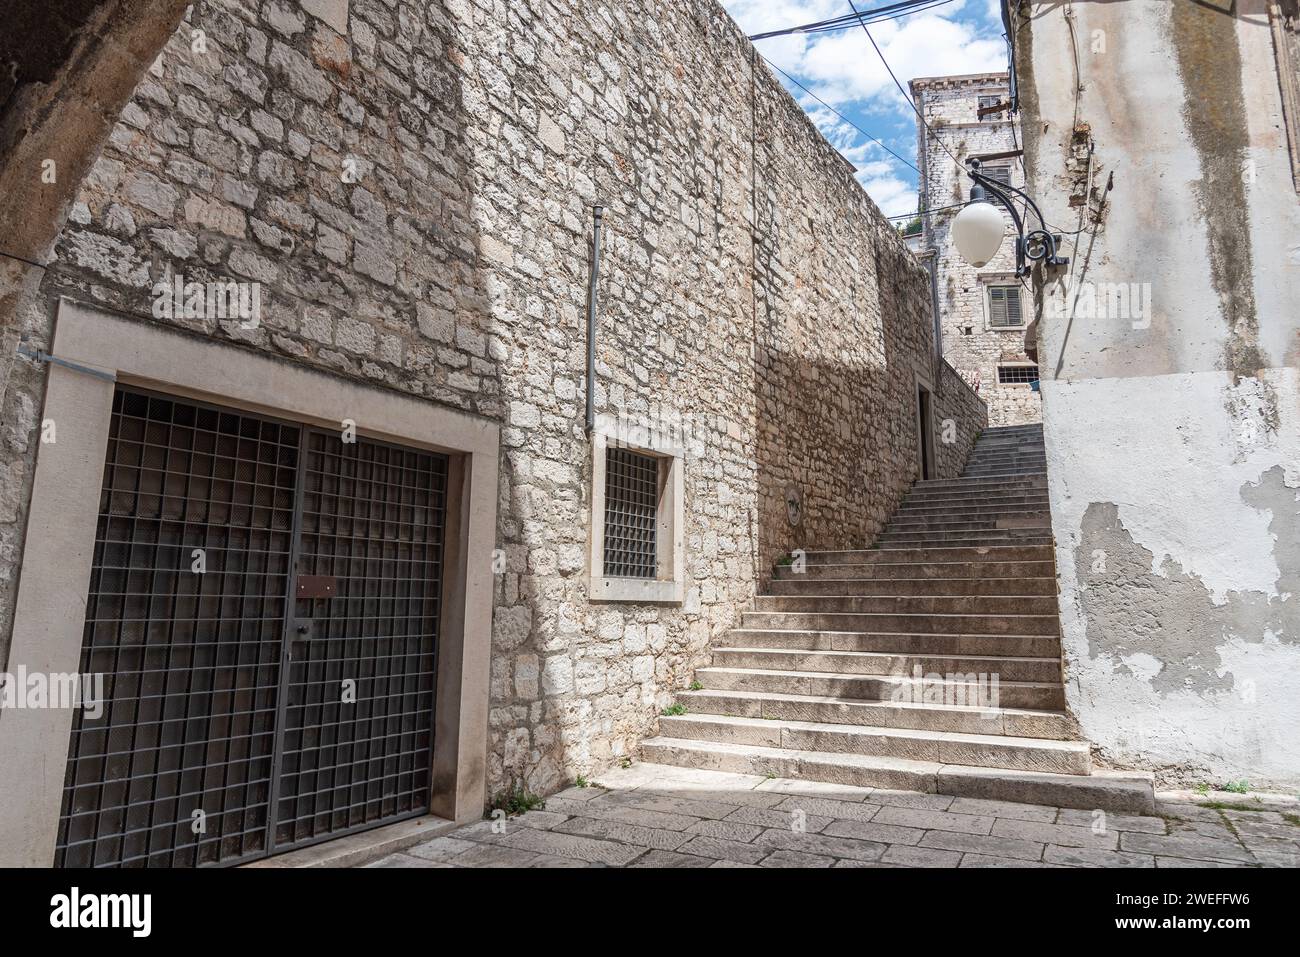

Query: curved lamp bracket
[966,158,1070,277]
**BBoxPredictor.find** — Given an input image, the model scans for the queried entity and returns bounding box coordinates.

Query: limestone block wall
[0,0,985,798]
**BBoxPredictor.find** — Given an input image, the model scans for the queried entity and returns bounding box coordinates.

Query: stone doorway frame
[0,298,499,866]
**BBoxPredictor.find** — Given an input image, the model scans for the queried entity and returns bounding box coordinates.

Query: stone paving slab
[366,763,1296,869]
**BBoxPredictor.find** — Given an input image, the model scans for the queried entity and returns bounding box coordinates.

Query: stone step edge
[639,739,1157,814]
[755,590,1059,599]
[726,627,1062,641]
[716,647,1061,665]
[808,545,1054,555]
[743,610,1060,623]
[697,665,1062,691]
[659,711,1088,752]
[765,576,1059,586]
[678,687,1069,721]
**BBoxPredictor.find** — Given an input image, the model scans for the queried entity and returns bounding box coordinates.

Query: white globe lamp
[952,202,1006,268]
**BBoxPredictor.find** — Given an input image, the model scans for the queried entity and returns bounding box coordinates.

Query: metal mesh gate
[273,431,447,848]
[55,388,448,867]
[602,448,660,578]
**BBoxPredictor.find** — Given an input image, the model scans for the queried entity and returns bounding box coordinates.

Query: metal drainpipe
[585,205,604,434]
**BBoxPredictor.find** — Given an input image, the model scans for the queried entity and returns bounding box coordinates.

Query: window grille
[602,448,659,579]
[998,364,1040,385]
[987,284,1024,328]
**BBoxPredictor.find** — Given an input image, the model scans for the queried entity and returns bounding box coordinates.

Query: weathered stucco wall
[1018,0,1300,786]
[0,0,983,799]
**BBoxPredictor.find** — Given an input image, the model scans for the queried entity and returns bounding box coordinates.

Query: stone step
[806,545,1054,564]
[638,738,1156,814]
[900,496,1050,511]
[885,516,1050,531]
[713,628,1062,657]
[765,576,1058,596]
[896,503,1050,518]
[963,468,1047,476]
[772,560,1056,581]
[914,475,1048,491]
[676,688,1074,738]
[875,533,1053,547]
[656,713,1090,775]
[695,667,1066,709]
[740,610,1060,637]
[752,594,1058,615]
[900,492,1050,507]
[965,459,1046,467]
[711,647,1062,683]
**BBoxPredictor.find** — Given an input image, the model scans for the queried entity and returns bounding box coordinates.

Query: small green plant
[1193,782,1211,796]
[688,680,703,691]
[775,554,794,567]
[489,783,545,817]
[620,757,633,769]
[1200,800,1273,814]
[1283,813,1300,827]
[661,703,687,716]
[1223,780,1251,794]
[574,775,589,788]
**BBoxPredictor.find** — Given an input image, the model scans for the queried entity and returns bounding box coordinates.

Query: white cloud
[723,0,1003,218]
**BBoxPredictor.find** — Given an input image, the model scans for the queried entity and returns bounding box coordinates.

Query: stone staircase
[642,424,1156,813]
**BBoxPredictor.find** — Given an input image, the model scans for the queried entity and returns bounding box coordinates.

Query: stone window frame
[587,416,685,604]
[981,276,1028,331]
[0,297,500,865]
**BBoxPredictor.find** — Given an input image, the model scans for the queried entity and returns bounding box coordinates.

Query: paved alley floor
[364,763,1300,869]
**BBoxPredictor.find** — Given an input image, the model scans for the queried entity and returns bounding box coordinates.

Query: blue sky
[720,0,1009,218]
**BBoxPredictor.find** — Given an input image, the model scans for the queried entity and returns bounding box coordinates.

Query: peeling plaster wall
[1019,0,1300,787]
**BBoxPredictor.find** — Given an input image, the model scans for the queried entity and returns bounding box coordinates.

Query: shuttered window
[987,284,1024,328]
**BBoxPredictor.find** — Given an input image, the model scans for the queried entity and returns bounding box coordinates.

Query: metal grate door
[55,388,448,867]
[271,430,447,850]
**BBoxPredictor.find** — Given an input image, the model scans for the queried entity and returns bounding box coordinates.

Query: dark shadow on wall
[751,225,983,585]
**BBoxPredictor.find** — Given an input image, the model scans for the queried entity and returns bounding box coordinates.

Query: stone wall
[0,0,983,798]
[913,72,1041,427]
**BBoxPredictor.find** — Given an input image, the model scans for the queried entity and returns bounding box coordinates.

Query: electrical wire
[844,0,966,173]
[760,56,919,174]
[0,248,50,270]
[749,0,957,41]
[883,201,969,221]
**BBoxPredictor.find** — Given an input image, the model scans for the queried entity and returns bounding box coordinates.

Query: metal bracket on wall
[16,343,116,383]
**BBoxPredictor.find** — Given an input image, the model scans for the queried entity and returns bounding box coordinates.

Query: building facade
[0,0,984,865]
[1016,0,1299,787]
[912,72,1041,427]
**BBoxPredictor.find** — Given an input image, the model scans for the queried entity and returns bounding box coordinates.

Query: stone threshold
[241,814,463,868]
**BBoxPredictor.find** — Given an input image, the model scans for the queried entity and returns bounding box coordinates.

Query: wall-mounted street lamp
[951,157,1068,276]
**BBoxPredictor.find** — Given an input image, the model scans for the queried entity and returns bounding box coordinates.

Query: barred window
[998,364,1039,385]
[602,448,660,579]
[987,284,1024,328]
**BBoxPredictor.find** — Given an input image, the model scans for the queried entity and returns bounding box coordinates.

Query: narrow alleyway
[366,763,1298,869]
